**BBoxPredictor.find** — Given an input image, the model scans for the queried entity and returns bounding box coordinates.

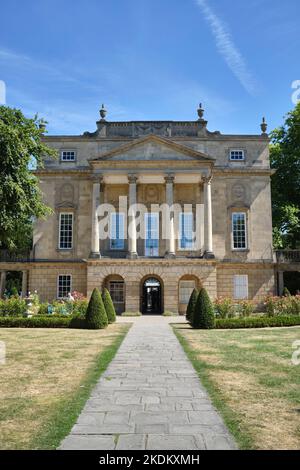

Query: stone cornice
[213,167,275,176]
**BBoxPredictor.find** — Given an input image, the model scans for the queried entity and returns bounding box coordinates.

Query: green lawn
[0,324,130,449]
[173,324,300,450]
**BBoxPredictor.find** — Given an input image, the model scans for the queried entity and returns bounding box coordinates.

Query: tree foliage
[270,103,300,248]
[0,106,57,250]
[186,288,199,324]
[192,288,215,329]
[85,288,108,329]
[102,288,116,323]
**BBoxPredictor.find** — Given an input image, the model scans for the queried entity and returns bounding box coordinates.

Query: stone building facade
[0,106,276,313]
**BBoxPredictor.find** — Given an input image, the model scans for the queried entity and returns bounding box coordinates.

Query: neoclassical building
[0,105,277,313]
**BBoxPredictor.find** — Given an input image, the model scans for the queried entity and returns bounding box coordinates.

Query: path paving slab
[59,316,237,450]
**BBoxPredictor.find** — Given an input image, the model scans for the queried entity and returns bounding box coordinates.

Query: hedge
[0,316,72,328]
[216,315,300,329]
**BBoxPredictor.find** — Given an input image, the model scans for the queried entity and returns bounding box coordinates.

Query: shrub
[237,299,255,317]
[72,299,88,317]
[70,291,86,300]
[0,297,27,317]
[216,315,300,329]
[283,287,291,297]
[192,288,215,329]
[85,288,108,329]
[186,289,199,323]
[214,297,235,319]
[121,311,142,317]
[264,295,300,317]
[163,310,178,316]
[0,316,71,328]
[38,303,49,315]
[102,288,116,323]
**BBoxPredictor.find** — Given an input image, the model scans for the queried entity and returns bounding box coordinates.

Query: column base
[127,252,138,259]
[164,252,176,259]
[89,252,101,259]
[203,251,215,259]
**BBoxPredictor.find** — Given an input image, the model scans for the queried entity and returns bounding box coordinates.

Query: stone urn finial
[197,103,204,120]
[260,116,268,134]
[99,104,107,121]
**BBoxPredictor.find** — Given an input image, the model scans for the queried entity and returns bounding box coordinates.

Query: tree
[270,103,300,249]
[186,288,199,324]
[85,288,108,329]
[192,287,215,329]
[0,106,57,251]
[102,288,116,323]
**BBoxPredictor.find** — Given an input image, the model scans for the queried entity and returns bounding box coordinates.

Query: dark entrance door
[142,278,162,314]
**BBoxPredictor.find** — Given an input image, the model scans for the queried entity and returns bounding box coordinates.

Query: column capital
[91,173,103,184]
[128,174,138,184]
[202,175,213,185]
[164,173,175,184]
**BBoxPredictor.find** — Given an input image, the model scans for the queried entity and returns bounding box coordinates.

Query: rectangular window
[233,275,248,299]
[232,212,247,249]
[57,275,72,299]
[59,213,73,249]
[145,213,159,257]
[61,150,76,161]
[110,213,125,250]
[109,281,124,303]
[230,149,244,161]
[179,280,196,304]
[179,213,194,250]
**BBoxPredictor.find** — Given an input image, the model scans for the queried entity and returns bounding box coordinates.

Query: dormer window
[61,150,76,161]
[230,149,245,161]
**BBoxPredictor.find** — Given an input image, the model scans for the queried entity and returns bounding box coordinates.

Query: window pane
[179,213,194,249]
[232,213,246,249]
[145,213,159,256]
[58,275,71,298]
[230,150,244,161]
[61,151,76,161]
[233,275,248,299]
[109,281,124,303]
[110,213,124,249]
[59,213,73,249]
[179,280,195,304]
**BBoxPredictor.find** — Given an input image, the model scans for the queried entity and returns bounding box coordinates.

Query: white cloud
[196,0,259,95]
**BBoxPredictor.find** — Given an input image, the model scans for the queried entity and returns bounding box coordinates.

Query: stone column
[0,271,6,298]
[127,174,138,259]
[164,174,176,258]
[21,270,28,298]
[90,175,102,258]
[278,271,284,296]
[203,175,214,258]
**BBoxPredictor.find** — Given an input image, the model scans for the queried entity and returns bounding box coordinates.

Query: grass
[0,323,131,449]
[173,324,300,450]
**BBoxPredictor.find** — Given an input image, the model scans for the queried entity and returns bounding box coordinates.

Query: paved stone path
[60,316,236,450]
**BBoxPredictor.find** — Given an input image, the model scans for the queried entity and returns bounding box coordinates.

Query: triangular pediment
[90,135,214,163]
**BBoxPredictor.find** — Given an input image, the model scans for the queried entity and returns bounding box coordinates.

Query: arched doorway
[141,277,162,314]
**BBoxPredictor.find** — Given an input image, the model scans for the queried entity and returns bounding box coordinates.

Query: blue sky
[0,0,299,135]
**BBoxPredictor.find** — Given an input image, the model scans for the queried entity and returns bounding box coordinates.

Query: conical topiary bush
[186,288,199,324]
[85,288,108,329]
[102,288,116,323]
[192,287,215,329]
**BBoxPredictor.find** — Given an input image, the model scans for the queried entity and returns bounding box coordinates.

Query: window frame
[144,212,159,257]
[179,280,196,304]
[229,149,245,161]
[60,150,76,162]
[57,274,72,299]
[233,274,248,300]
[58,212,73,250]
[110,212,125,250]
[109,280,125,304]
[179,212,194,251]
[231,211,247,250]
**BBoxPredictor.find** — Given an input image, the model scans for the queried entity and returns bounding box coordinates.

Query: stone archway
[178,274,201,315]
[103,274,125,315]
[141,275,164,315]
